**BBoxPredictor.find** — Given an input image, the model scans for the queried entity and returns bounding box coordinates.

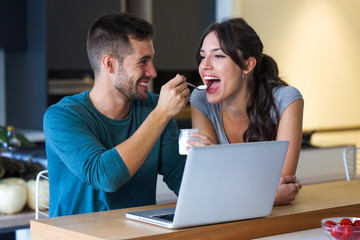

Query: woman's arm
[273,98,304,205]
[190,104,219,145]
[276,98,304,176]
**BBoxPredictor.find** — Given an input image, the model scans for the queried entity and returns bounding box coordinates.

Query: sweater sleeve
[43,105,131,193]
[158,118,186,195]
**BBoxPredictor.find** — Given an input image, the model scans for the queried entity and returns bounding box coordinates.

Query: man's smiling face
[114,37,157,101]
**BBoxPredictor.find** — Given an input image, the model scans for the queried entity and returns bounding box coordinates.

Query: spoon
[186,82,207,90]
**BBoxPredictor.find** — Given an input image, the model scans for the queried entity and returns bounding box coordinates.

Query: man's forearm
[115,108,171,176]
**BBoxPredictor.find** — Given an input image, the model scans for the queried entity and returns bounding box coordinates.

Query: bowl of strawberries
[321,217,360,240]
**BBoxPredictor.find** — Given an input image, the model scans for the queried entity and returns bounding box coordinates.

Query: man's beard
[114,64,148,101]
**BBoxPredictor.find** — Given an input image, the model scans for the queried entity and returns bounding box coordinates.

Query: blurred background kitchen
[1,0,360,239]
[2,0,360,146]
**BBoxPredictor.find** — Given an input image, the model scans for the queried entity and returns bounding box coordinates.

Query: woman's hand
[273,175,302,206]
[185,131,215,151]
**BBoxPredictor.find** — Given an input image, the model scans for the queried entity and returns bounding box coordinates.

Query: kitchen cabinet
[46,0,121,106]
[4,0,215,130]
[152,0,215,71]
[0,0,26,51]
[151,0,215,93]
[4,0,122,130]
[4,0,47,131]
[46,0,121,71]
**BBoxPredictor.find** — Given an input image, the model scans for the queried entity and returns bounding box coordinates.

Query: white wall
[216,0,360,147]
[240,0,360,132]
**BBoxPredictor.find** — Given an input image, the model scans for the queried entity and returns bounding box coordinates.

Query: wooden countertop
[30,179,360,240]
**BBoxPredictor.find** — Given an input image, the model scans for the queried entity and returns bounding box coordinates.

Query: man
[43,12,190,217]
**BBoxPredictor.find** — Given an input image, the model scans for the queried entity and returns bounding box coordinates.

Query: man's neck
[89,85,131,121]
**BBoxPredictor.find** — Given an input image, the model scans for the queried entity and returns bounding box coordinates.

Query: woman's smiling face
[198,31,245,104]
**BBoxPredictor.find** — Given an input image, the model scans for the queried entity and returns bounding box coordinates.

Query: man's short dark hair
[87,12,154,75]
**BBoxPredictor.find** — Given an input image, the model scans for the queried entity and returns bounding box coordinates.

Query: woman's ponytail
[255,54,287,87]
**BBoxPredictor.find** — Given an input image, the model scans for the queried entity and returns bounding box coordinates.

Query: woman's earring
[242,73,247,80]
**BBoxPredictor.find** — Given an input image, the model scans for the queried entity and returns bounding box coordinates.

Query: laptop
[126,140,289,229]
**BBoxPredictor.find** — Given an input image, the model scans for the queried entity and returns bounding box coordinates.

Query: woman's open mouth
[204,75,221,93]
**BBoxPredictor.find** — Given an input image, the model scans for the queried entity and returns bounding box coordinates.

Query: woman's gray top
[190,86,303,143]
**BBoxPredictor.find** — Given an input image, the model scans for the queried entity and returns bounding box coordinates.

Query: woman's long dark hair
[196,18,288,142]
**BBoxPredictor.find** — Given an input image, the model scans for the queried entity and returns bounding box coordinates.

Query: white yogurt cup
[178,129,199,155]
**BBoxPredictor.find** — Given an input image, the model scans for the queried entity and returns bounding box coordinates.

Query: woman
[189,18,304,205]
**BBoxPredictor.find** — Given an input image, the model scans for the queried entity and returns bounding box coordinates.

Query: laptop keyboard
[153,213,174,222]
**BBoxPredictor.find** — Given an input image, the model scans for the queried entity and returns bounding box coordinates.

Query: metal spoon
[186,82,207,90]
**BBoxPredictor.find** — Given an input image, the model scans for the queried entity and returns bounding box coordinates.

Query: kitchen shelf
[0,207,34,233]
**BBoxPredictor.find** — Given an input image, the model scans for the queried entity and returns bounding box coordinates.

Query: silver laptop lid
[172,140,289,228]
